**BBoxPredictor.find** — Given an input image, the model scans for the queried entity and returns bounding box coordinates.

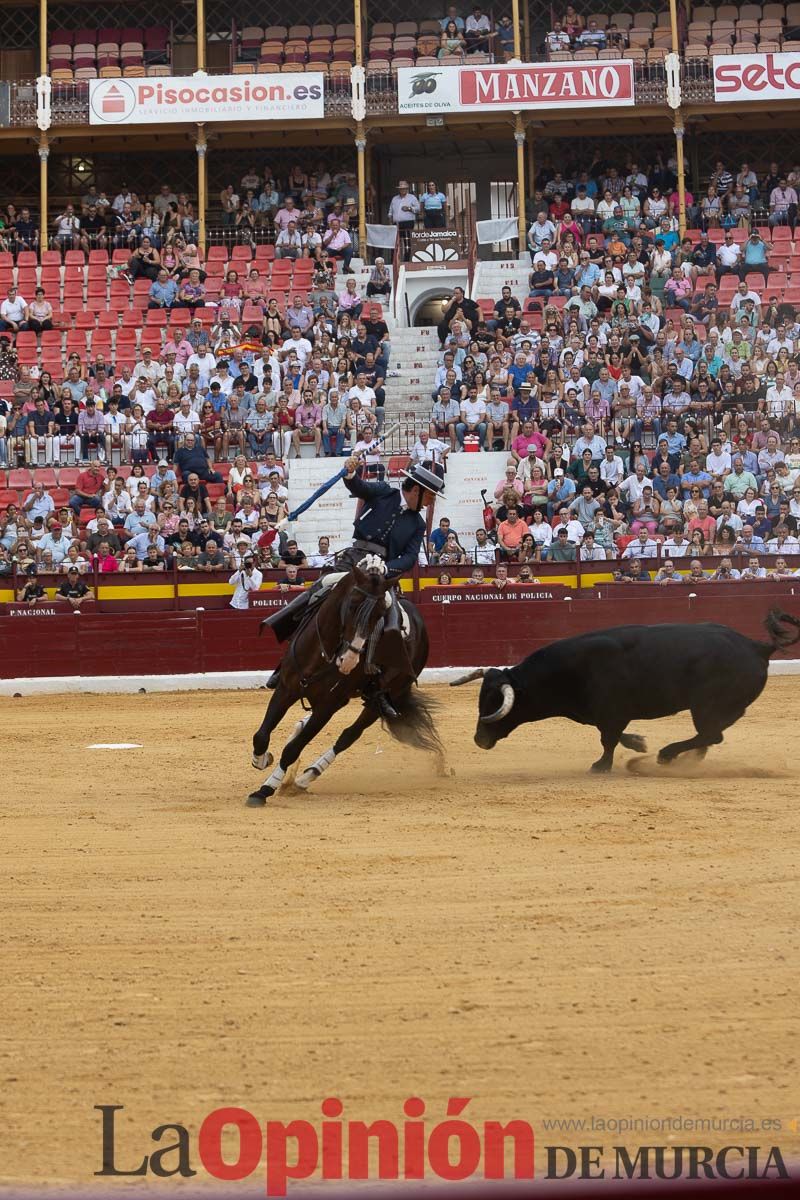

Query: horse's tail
[384,687,444,756]
[761,608,800,654]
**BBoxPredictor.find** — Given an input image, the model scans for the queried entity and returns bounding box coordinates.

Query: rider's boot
[374,595,413,676]
[260,588,313,641]
[262,589,314,688]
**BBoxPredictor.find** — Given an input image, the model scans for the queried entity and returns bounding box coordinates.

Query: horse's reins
[291,580,383,702]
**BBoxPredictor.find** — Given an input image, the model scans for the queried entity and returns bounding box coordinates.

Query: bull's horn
[482,682,515,723]
[450,668,485,687]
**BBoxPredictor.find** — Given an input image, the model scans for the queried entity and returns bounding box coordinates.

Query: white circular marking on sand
[88,743,143,750]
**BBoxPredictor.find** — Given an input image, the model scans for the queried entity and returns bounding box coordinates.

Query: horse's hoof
[246,787,272,807]
[252,751,273,770]
[295,768,319,791]
[590,760,612,773]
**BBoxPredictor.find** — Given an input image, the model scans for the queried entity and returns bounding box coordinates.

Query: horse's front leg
[247,704,333,807]
[296,704,381,790]
[251,685,294,770]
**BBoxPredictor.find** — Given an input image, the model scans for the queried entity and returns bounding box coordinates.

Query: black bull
[453,610,800,772]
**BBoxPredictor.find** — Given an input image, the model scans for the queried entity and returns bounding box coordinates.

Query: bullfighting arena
[2,679,799,1188]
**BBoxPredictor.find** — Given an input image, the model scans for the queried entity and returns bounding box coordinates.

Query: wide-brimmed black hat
[401,463,446,498]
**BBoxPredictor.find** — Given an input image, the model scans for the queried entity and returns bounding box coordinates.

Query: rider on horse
[263,458,445,694]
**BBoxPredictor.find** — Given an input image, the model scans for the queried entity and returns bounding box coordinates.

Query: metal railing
[0,58,717,128]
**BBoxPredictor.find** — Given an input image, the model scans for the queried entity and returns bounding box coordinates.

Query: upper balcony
[7,59,674,130]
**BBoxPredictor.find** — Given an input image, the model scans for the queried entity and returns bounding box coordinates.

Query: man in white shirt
[275,221,304,259]
[346,371,377,415]
[515,445,547,486]
[456,389,487,449]
[173,398,201,446]
[600,446,625,487]
[280,328,312,369]
[622,531,659,558]
[471,528,498,564]
[132,347,162,386]
[387,182,420,261]
[229,556,263,609]
[766,328,794,357]
[0,286,28,333]
[706,439,732,477]
[253,349,281,392]
[552,509,585,544]
[527,212,557,252]
[103,398,129,461]
[623,460,652,504]
[716,230,743,280]
[765,374,793,422]
[729,282,761,314]
[570,185,595,229]
[130,376,157,415]
[410,431,448,467]
[306,537,335,569]
[186,348,217,389]
[464,5,492,51]
[662,531,691,557]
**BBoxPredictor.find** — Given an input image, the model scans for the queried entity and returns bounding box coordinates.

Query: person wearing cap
[387,182,421,262]
[546,468,576,517]
[38,520,75,565]
[516,443,547,488]
[263,460,445,686]
[56,566,90,609]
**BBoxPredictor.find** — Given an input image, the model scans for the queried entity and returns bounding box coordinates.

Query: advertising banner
[88,73,324,125]
[713,52,800,102]
[397,60,635,114]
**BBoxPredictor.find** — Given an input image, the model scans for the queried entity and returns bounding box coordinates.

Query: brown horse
[247,559,443,806]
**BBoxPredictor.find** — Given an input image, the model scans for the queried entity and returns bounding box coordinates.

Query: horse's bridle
[291,578,385,700]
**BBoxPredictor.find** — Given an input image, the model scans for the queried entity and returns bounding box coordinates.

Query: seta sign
[88,74,324,126]
[397,61,634,114]
[713,52,800,101]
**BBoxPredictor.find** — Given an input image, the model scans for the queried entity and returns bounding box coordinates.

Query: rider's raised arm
[342,472,394,502]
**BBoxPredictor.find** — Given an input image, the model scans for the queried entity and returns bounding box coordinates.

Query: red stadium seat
[8,469,33,489]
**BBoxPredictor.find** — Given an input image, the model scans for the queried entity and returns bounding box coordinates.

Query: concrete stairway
[471,255,531,304]
[285,457,359,556]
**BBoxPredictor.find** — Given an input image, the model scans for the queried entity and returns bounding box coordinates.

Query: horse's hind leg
[252,687,293,770]
[296,705,380,791]
[247,706,332,806]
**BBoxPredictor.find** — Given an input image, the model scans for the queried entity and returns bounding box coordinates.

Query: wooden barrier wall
[1,582,799,679]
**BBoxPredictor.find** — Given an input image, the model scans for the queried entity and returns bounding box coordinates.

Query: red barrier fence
[1,586,799,680]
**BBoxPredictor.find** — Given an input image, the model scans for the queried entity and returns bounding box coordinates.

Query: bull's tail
[383,687,444,757]
[761,608,800,654]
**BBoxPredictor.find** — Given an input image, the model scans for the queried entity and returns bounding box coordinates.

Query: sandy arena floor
[1,680,799,1189]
